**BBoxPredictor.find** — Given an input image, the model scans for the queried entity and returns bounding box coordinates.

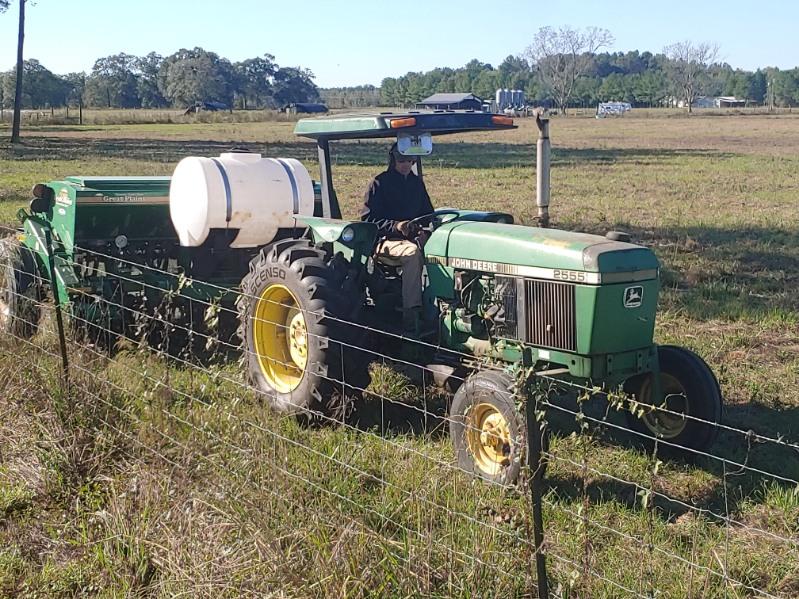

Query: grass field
[1,113,798,597]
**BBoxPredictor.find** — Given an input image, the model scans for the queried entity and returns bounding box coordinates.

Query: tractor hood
[425,221,659,284]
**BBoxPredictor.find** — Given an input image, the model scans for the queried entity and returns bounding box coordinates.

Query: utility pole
[767,79,774,112]
[11,0,25,143]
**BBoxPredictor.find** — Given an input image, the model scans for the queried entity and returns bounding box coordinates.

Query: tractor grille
[524,279,577,352]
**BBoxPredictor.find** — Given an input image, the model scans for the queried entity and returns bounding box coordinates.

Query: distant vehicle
[283,103,329,114]
[184,101,229,115]
[596,102,632,118]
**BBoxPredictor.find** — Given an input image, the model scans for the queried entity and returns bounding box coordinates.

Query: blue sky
[1,0,796,87]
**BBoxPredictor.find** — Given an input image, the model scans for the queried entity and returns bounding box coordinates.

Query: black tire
[238,239,369,416]
[0,237,42,339]
[450,370,525,486]
[624,345,722,457]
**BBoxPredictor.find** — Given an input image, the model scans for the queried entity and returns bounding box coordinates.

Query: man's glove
[395,220,422,239]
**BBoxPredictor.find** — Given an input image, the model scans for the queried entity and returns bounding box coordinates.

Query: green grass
[2,114,799,597]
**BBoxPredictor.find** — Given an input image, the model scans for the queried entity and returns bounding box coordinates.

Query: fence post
[534,111,551,228]
[524,368,549,598]
[44,228,69,392]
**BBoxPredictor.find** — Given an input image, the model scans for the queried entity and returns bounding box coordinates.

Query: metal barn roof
[419,93,482,104]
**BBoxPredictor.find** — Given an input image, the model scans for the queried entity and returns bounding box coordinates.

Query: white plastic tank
[169,152,315,248]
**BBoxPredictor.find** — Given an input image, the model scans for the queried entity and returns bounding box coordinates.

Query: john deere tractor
[3,110,722,485]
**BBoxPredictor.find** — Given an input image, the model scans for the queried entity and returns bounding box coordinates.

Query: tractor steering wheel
[409,209,462,231]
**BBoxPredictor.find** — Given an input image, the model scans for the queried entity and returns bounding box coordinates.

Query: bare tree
[523,26,614,114]
[663,41,719,113]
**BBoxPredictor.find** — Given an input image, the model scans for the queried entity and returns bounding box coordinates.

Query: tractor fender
[294,215,378,252]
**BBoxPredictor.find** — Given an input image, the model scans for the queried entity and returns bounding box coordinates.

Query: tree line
[0,48,321,111]
[377,54,798,112]
[372,28,799,112]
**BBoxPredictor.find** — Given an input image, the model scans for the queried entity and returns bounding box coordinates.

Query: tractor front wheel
[450,370,525,486]
[624,345,722,457]
[0,237,41,340]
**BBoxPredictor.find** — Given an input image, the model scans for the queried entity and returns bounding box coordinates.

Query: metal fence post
[525,377,549,598]
[44,228,69,392]
[535,110,551,228]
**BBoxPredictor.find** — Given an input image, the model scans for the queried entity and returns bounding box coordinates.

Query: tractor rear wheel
[450,370,525,486]
[624,345,722,457]
[0,237,41,340]
[239,239,369,416]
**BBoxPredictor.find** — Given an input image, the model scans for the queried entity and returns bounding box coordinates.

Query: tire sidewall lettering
[256,266,287,287]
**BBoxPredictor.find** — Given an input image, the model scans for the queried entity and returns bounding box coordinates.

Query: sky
[0,0,797,87]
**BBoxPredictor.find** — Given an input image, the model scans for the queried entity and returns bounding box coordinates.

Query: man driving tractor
[361,143,433,333]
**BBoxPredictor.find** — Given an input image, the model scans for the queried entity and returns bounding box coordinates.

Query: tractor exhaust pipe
[535,110,550,228]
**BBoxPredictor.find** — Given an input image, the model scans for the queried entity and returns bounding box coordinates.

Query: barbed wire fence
[1,223,798,597]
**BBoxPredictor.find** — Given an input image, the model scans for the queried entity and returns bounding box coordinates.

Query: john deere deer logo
[624,286,643,308]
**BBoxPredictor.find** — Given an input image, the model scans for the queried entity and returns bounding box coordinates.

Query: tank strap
[276,159,300,214]
[210,158,233,223]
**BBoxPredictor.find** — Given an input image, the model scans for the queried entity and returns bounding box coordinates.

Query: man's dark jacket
[361,168,433,240]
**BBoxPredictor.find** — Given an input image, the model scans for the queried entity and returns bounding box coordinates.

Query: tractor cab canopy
[294,110,515,140]
[293,110,516,218]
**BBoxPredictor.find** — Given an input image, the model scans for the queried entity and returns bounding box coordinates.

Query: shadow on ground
[520,389,799,524]
[348,391,450,439]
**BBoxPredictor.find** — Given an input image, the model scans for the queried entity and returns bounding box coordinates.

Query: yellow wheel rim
[638,373,688,439]
[466,403,512,476]
[253,284,308,393]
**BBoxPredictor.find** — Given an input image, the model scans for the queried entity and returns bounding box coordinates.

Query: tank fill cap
[606,231,631,242]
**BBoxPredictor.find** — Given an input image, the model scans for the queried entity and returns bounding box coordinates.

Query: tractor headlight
[340,227,355,243]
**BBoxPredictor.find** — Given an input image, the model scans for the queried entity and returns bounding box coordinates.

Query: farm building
[715,96,747,108]
[677,96,748,109]
[689,96,717,109]
[416,93,484,111]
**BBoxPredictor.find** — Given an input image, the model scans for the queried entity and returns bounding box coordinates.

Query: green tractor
[3,110,722,485]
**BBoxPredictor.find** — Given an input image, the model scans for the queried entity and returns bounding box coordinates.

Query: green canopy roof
[293,110,516,140]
